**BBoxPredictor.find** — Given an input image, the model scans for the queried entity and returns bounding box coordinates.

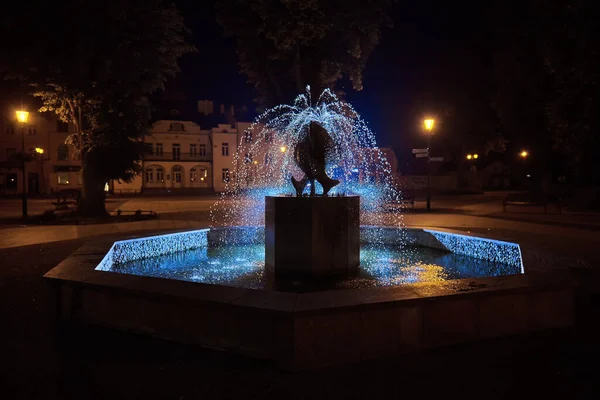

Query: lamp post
[16,110,29,219]
[35,147,45,194]
[423,118,435,211]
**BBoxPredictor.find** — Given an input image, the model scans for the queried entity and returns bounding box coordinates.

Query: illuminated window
[57,172,69,185]
[222,168,230,183]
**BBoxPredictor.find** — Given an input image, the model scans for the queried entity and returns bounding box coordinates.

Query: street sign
[429,157,444,162]
[412,148,428,154]
[415,153,429,158]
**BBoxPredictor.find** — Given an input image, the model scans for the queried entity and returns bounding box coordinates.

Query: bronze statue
[291,121,340,196]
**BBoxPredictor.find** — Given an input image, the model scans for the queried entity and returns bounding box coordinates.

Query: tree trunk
[77,153,108,217]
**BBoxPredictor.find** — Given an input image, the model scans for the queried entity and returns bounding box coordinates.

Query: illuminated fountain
[43,88,572,372]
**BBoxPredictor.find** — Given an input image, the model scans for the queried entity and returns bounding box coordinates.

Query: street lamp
[520,150,529,158]
[35,148,46,194]
[280,146,287,153]
[423,118,435,211]
[473,153,479,159]
[466,154,472,160]
[16,110,29,219]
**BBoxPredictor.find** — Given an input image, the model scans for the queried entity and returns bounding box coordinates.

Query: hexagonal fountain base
[265,195,360,278]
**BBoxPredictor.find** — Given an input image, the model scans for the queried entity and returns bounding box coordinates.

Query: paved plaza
[1,192,599,399]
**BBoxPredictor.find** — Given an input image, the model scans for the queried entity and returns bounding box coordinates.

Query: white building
[0,110,81,195]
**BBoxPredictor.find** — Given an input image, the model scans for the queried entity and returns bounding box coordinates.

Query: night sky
[152,1,489,157]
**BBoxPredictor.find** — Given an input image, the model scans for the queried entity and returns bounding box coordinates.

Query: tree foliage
[492,0,599,182]
[1,0,195,215]
[216,0,395,107]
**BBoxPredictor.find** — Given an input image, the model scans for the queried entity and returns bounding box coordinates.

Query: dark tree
[492,0,599,184]
[1,0,195,216]
[216,0,395,107]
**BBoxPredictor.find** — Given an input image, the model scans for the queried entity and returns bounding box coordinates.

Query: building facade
[0,111,81,195]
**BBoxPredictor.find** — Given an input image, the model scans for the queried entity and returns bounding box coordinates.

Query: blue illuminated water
[108,244,520,292]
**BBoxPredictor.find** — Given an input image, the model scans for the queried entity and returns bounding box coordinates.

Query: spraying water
[210,86,405,234]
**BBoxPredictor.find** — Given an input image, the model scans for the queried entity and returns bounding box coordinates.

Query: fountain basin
[44,227,574,370]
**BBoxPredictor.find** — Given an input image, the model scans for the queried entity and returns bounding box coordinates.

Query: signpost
[412,148,444,211]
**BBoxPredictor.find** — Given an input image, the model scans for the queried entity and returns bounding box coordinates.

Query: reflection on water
[108,244,521,293]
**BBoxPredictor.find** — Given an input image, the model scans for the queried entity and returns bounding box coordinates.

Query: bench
[503,193,562,214]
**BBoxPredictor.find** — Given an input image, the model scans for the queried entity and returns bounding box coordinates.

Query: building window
[145,168,153,183]
[27,126,36,136]
[222,143,229,156]
[6,173,17,189]
[264,131,273,144]
[5,148,16,161]
[172,143,181,161]
[155,143,163,156]
[192,167,208,182]
[190,144,197,157]
[57,144,69,161]
[57,172,70,185]
[57,121,69,132]
[5,124,15,135]
[156,168,164,182]
[222,168,230,183]
[199,144,206,157]
[173,165,183,183]
[244,130,252,143]
[244,153,252,164]
[169,122,185,132]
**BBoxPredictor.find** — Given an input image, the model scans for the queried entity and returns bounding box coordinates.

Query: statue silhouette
[291,121,340,196]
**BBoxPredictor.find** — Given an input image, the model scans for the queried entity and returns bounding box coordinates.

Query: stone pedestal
[265,195,360,278]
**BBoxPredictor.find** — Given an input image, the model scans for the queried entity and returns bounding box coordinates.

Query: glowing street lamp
[16,110,29,123]
[35,147,44,154]
[520,150,529,158]
[473,153,479,159]
[423,117,435,211]
[466,154,472,160]
[280,146,287,153]
[423,118,435,132]
[16,110,30,219]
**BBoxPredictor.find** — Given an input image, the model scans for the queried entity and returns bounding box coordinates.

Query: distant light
[520,150,529,158]
[466,154,472,160]
[280,146,287,153]
[253,160,258,165]
[526,174,531,178]
[16,110,29,123]
[351,168,359,173]
[35,147,44,154]
[473,153,479,159]
[423,118,435,132]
